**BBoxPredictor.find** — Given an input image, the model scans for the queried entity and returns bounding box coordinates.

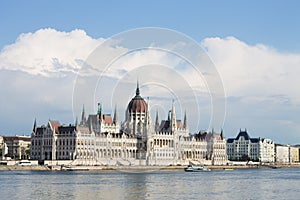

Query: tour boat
[65,167,89,171]
[63,165,89,171]
[17,160,32,166]
[184,165,211,172]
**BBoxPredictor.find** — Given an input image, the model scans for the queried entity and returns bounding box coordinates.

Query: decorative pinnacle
[136,80,140,96]
[97,103,102,115]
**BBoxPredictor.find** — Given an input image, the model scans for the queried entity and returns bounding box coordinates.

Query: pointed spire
[155,110,159,131]
[171,99,177,131]
[97,103,102,115]
[113,104,118,124]
[97,103,102,125]
[75,116,78,126]
[145,97,150,125]
[136,80,140,96]
[183,110,187,129]
[220,129,224,139]
[33,118,37,132]
[81,104,86,126]
[171,99,175,113]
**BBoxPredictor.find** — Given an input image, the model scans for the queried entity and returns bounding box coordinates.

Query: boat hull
[184,165,211,172]
[64,167,89,171]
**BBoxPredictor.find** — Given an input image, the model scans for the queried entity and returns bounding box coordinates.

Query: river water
[1,168,300,200]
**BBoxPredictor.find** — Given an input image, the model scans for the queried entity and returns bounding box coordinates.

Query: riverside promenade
[1,163,300,171]
[0,165,50,171]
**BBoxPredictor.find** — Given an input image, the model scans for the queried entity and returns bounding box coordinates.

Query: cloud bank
[202,37,300,142]
[202,37,300,104]
[0,28,104,76]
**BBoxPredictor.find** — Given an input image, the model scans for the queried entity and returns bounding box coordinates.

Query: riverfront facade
[31,84,228,166]
[275,144,300,163]
[1,136,30,160]
[227,130,275,162]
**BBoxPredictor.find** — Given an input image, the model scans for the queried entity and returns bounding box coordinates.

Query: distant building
[259,138,275,162]
[197,130,228,165]
[0,136,3,149]
[275,144,290,163]
[31,120,77,161]
[275,144,299,163]
[295,145,300,162]
[289,146,299,163]
[227,129,275,162]
[31,83,228,166]
[2,136,31,160]
[0,136,3,158]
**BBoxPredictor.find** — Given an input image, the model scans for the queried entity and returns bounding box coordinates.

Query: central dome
[127,83,147,113]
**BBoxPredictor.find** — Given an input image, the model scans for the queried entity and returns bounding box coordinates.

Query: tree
[241,154,250,161]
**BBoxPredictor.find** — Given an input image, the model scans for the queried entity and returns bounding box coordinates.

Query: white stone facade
[31,84,228,166]
[275,144,290,163]
[259,138,275,162]
[289,146,300,163]
[275,144,300,164]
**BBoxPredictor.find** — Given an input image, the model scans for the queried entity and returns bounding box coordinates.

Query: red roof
[127,84,147,113]
[3,136,31,141]
[127,96,147,113]
[49,121,60,132]
[176,120,182,128]
[103,115,113,124]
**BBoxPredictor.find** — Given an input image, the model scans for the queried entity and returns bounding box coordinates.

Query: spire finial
[113,104,118,123]
[75,116,78,126]
[136,80,140,96]
[155,110,159,131]
[33,118,37,132]
[220,128,224,139]
[97,103,102,115]
[170,100,177,131]
[81,104,86,126]
[183,110,187,128]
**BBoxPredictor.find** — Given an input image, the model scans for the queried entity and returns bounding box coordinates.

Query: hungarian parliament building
[30,84,228,166]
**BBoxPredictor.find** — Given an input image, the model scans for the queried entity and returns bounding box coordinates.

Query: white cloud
[0,28,104,77]
[201,37,300,142]
[202,37,300,104]
[2,30,299,104]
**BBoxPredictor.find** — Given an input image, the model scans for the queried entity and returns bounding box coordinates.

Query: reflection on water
[1,168,300,200]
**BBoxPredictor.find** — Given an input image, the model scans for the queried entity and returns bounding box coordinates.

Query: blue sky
[0,1,300,144]
[1,1,299,52]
